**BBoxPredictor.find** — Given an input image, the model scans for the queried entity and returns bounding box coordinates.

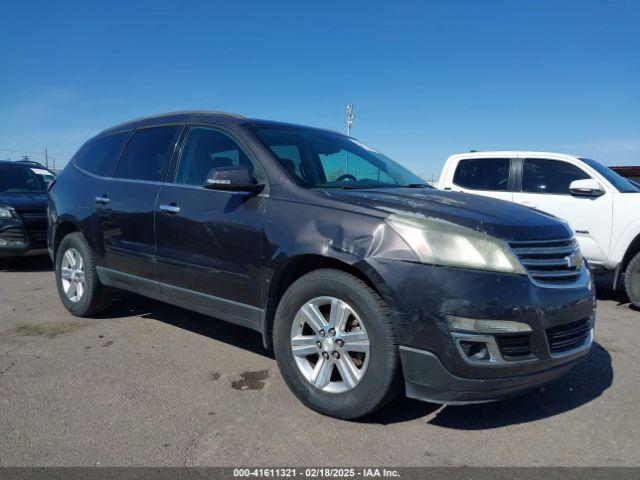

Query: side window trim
[168,123,265,187]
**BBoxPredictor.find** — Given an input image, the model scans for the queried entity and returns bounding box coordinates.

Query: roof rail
[103,110,245,133]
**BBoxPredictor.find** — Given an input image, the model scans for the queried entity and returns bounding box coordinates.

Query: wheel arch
[616,231,640,290]
[52,218,83,259]
[262,254,391,351]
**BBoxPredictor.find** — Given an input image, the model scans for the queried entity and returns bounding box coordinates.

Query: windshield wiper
[405,183,433,188]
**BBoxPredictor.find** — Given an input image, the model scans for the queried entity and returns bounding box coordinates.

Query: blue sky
[1,0,639,178]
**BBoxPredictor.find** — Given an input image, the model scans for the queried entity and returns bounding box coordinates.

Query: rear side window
[115,126,180,182]
[522,159,590,194]
[453,158,511,191]
[74,132,128,177]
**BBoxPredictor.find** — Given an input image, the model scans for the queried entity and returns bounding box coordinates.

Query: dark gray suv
[48,111,595,418]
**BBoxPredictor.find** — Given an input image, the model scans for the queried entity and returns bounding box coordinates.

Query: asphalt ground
[0,256,638,466]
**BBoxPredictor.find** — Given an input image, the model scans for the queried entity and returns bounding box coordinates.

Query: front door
[512,158,613,265]
[154,126,266,328]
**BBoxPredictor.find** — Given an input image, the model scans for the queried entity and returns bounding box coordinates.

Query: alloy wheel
[290,296,370,393]
[60,248,86,303]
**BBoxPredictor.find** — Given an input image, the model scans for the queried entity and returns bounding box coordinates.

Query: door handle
[95,195,110,205]
[159,203,180,214]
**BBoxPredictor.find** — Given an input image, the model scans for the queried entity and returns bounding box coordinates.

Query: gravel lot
[0,256,638,466]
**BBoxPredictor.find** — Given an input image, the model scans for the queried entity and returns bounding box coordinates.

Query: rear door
[448,157,514,202]
[93,125,181,284]
[512,158,613,265]
[154,125,266,328]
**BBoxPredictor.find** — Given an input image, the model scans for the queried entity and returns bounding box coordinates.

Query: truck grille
[509,238,581,285]
[545,318,591,354]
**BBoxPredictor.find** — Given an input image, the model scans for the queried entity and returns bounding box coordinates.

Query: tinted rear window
[453,158,511,191]
[115,126,180,182]
[74,132,129,177]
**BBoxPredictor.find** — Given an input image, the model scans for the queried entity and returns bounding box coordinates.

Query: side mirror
[203,165,264,193]
[569,179,605,197]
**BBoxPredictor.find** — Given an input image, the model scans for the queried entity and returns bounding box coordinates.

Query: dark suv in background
[48,112,595,419]
[0,160,53,258]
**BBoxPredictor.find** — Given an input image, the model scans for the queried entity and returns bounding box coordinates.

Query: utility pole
[346,104,355,136]
[44,148,49,169]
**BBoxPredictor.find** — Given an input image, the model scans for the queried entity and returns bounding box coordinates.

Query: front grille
[0,227,27,242]
[496,333,532,358]
[509,238,581,285]
[545,318,591,354]
[17,211,48,248]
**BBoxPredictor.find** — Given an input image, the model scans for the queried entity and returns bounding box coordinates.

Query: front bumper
[0,214,48,258]
[361,258,595,404]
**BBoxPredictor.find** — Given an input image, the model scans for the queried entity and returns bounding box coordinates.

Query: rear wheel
[55,232,112,316]
[624,251,640,307]
[273,269,401,419]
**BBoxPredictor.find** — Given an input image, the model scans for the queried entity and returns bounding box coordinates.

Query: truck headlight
[0,206,15,219]
[386,214,526,274]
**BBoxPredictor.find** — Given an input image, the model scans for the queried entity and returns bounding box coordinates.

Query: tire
[624,251,640,307]
[55,232,112,317]
[273,269,401,419]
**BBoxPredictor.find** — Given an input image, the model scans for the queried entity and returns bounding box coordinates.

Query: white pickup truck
[438,151,640,305]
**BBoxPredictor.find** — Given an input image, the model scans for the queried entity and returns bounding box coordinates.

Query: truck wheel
[55,232,112,317]
[273,269,401,419]
[625,252,640,307]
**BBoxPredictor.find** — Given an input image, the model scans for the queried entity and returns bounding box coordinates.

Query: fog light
[447,315,532,334]
[459,340,491,360]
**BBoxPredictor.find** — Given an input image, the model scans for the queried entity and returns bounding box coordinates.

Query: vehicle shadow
[594,276,638,311]
[0,255,52,272]
[102,292,613,427]
[102,293,272,359]
[365,341,613,427]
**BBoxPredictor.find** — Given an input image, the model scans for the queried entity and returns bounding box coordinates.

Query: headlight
[0,206,15,218]
[386,214,526,274]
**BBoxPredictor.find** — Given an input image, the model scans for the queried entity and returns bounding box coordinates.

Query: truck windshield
[248,124,428,189]
[579,158,639,193]
[0,165,48,193]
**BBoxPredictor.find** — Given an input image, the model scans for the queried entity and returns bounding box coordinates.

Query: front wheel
[273,269,401,419]
[624,252,640,307]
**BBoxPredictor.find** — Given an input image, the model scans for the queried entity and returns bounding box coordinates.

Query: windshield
[0,165,48,193]
[579,158,639,193]
[248,124,428,189]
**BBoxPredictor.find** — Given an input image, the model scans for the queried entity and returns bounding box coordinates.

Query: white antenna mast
[346,104,355,136]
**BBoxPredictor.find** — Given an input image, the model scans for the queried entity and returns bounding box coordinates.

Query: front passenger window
[175,127,254,186]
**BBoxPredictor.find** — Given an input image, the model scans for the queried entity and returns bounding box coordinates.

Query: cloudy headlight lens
[386,214,526,274]
[0,206,14,218]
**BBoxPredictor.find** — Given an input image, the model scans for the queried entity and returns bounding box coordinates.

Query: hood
[326,188,572,241]
[0,192,48,212]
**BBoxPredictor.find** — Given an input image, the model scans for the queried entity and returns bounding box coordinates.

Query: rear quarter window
[453,158,511,191]
[74,132,129,177]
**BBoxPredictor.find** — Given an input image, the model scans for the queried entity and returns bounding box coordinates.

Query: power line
[0,148,72,157]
